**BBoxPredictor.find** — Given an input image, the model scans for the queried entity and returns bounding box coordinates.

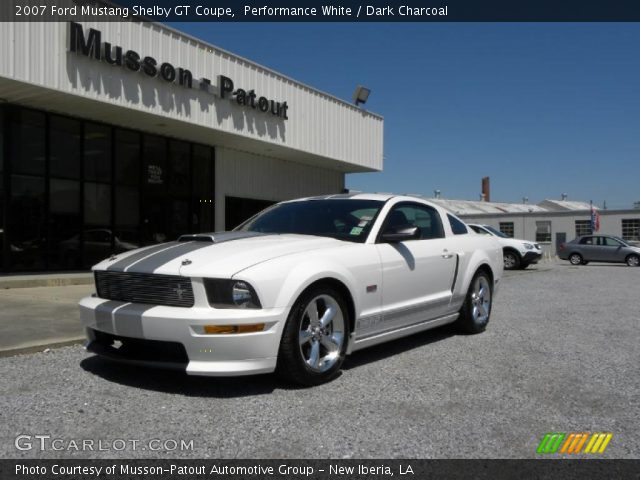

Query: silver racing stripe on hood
[105,231,274,273]
[116,241,212,273]
[106,242,185,272]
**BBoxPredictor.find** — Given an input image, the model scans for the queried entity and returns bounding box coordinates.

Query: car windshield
[235,199,384,243]
[484,225,509,238]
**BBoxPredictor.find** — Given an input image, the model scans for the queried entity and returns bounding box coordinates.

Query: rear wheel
[569,253,583,265]
[626,254,640,267]
[456,270,492,334]
[277,286,348,386]
[503,251,520,270]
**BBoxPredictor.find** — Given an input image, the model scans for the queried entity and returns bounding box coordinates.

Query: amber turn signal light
[203,324,265,334]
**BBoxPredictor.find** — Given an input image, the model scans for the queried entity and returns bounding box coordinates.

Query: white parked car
[467,224,542,270]
[80,194,503,385]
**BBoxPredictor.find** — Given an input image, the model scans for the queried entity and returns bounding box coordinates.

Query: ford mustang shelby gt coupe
[80,194,503,385]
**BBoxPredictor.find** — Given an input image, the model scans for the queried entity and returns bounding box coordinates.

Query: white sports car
[80,194,503,385]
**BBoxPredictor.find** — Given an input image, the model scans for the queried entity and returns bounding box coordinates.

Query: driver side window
[385,203,444,240]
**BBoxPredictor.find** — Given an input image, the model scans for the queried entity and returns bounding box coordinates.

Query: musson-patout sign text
[68,22,289,119]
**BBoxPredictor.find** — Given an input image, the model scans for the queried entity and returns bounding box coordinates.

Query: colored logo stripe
[537,432,613,454]
[537,433,565,454]
[584,433,613,454]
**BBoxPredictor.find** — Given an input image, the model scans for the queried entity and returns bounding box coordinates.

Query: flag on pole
[590,201,600,233]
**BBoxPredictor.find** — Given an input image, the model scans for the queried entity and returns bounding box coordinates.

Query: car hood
[93,232,347,278]
[499,237,538,250]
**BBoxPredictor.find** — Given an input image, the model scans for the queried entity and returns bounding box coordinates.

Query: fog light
[203,324,265,334]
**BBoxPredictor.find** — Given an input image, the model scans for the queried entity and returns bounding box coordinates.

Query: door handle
[442,249,454,259]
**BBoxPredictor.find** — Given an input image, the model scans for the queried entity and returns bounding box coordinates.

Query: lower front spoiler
[86,329,277,376]
[523,251,543,264]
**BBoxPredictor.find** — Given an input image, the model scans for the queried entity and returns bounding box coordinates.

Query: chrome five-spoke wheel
[278,287,348,385]
[470,276,491,324]
[298,295,345,373]
[456,270,493,334]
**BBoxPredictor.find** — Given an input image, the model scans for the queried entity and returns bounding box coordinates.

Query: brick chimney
[481,176,490,202]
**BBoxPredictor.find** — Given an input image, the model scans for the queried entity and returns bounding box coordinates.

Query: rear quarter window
[447,214,468,235]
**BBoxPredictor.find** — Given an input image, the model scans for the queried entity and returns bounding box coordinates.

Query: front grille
[95,271,194,308]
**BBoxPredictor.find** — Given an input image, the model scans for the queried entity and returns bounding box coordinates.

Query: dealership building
[0,20,383,272]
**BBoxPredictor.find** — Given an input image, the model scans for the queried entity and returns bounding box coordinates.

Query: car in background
[60,229,139,267]
[467,224,542,270]
[558,235,640,266]
[80,194,503,386]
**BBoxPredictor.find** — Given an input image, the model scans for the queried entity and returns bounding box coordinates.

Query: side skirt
[347,313,459,354]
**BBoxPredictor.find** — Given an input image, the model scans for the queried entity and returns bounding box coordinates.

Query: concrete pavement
[0,283,93,355]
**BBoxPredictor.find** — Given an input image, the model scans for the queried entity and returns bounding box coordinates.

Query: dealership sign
[68,22,289,119]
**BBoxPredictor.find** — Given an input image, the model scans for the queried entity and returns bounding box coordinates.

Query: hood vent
[177,231,269,244]
[178,234,215,243]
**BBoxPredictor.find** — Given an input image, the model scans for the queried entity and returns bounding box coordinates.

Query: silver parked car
[558,235,640,266]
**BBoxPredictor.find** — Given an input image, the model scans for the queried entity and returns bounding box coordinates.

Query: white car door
[374,202,457,334]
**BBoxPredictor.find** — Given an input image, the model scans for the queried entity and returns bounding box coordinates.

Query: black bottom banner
[2,459,639,480]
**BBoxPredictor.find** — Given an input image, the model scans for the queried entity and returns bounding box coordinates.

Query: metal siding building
[430,198,640,255]
[0,20,383,272]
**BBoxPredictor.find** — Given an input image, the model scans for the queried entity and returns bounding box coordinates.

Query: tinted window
[385,203,444,240]
[469,225,488,235]
[50,116,81,179]
[84,123,111,182]
[485,225,509,238]
[448,214,468,235]
[580,237,594,245]
[11,110,45,176]
[237,199,383,243]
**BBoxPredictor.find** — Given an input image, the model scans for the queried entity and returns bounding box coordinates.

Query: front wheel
[626,254,640,267]
[503,251,520,270]
[456,271,493,334]
[277,286,348,386]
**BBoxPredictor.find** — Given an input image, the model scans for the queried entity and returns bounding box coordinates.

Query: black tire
[569,253,583,265]
[456,270,493,334]
[503,250,521,270]
[519,262,530,270]
[277,285,349,386]
[626,254,640,267]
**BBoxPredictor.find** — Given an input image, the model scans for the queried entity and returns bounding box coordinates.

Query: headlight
[203,279,262,309]
[524,243,534,250]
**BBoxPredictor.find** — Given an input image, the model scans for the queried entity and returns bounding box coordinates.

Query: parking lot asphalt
[0,261,638,459]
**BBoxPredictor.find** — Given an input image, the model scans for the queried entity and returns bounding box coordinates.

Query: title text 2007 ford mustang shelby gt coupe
[80,194,503,385]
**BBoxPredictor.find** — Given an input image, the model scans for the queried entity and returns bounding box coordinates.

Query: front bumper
[79,296,288,376]
[522,251,543,264]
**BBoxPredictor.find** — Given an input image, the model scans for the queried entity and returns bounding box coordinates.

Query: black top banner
[5,0,640,22]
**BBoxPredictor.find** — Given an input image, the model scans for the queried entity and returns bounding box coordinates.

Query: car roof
[283,193,448,207]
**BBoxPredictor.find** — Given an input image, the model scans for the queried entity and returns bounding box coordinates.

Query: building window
[2,105,215,272]
[499,222,514,238]
[575,220,591,237]
[535,221,552,243]
[622,219,640,241]
[84,123,111,182]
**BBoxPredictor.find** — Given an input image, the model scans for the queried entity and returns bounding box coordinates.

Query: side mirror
[381,226,419,243]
